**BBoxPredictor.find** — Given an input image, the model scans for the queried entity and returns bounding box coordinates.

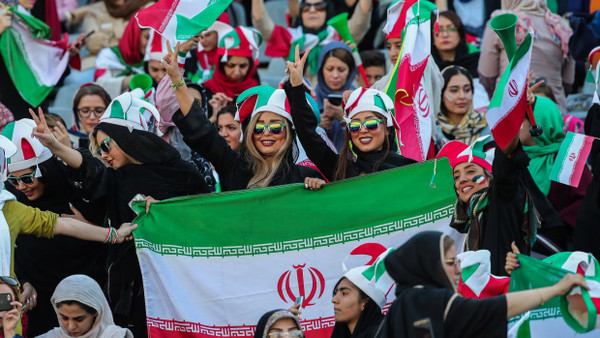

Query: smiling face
[9,168,44,201]
[331,278,366,328]
[453,162,489,203]
[57,303,98,337]
[434,16,460,58]
[322,56,350,92]
[442,73,473,119]
[223,56,251,83]
[95,130,132,169]
[386,38,402,66]
[301,0,327,30]
[251,111,288,157]
[349,111,388,153]
[217,113,242,152]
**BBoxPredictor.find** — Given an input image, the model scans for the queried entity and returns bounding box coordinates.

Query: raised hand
[0,10,12,35]
[286,45,310,87]
[2,300,22,337]
[163,40,182,83]
[179,34,201,54]
[116,222,138,243]
[30,107,60,150]
[526,71,544,106]
[505,241,520,276]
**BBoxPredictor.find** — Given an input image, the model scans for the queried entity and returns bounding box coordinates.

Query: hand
[68,32,86,57]
[0,10,12,35]
[526,71,543,106]
[61,203,91,224]
[323,99,344,122]
[344,40,356,51]
[163,40,183,83]
[209,93,232,115]
[30,107,60,150]
[2,301,22,337]
[505,242,520,276]
[52,121,72,148]
[144,195,158,214]
[179,34,201,54]
[304,177,326,190]
[553,273,589,296]
[286,45,310,87]
[288,303,302,318]
[342,89,353,106]
[21,282,37,312]
[116,223,138,243]
[319,113,333,129]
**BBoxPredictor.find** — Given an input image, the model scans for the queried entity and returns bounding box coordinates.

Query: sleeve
[67,149,112,202]
[477,26,501,98]
[252,13,276,43]
[348,2,372,45]
[284,83,339,181]
[3,201,57,239]
[172,100,242,178]
[444,295,507,337]
[492,143,530,201]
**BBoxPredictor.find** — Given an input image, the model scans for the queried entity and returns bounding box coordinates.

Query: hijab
[203,57,259,98]
[330,285,384,338]
[254,309,302,338]
[117,18,145,65]
[315,42,357,110]
[40,275,133,338]
[522,96,565,195]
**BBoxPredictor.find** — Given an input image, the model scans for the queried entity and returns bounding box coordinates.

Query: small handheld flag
[549,132,595,188]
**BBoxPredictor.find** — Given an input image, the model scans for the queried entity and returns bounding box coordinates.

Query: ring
[33,295,37,299]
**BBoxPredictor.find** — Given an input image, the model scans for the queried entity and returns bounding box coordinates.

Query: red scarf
[203,61,259,98]
[196,49,218,71]
[118,18,143,65]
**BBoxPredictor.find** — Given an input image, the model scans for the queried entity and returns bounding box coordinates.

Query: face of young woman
[331,278,366,326]
[147,60,167,84]
[444,245,460,286]
[442,74,473,117]
[140,29,151,56]
[57,303,98,337]
[252,112,288,157]
[322,56,350,92]
[217,113,242,152]
[301,0,327,30]
[77,95,106,135]
[8,168,44,201]
[267,318,301,336]
[433,16,460,57]
[349,111,388,153]
[224,56,251,83]
[453,162,489,203]
[200,31,219,52]
[386,38,402,66]
[0,283,16,328]
[96,130,132,169]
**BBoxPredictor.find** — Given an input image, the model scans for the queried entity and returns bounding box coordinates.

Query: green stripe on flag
[175,0,233,40]
[549,132,575,181]
[131,160,455,258]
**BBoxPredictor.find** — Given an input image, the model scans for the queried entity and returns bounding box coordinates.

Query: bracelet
[103,228,112,243]
[170,78,185,91]
[111,228,119,244]
[535,289,545,306]
[104,227,119,244]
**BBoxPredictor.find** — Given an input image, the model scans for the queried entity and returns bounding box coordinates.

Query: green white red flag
[486,33,533,150]
[549,132,595,188]
[385,0,437,162]
[131,160,464,337]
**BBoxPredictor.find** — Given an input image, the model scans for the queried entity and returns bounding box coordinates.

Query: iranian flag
[385,0,437,162]
[0,6,69,106]
[135,0,233,43]
[486,33,533,150]
[549,132,595,188]
[131,160,464,337]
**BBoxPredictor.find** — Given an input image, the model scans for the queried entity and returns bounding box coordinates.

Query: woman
[216,104,242,152]
[315,42,357,150]
[164,42,321,191]
[377,231,589,337]
[478,0,574,114]
[254,310,304,338]
[436,65,489,145]
[1,119,107,337]
[432,11,480,78]
[68,84,111,149]
[31,92,211,337]
[286,47,415,183]
[39,275,132,338]
[0,276,23,338]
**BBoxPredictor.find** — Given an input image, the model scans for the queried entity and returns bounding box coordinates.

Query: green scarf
[523,96,565,195]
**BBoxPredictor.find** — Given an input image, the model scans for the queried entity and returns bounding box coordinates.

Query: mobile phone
[413,317,434,338]
[82,30,95,42]
[0,293,13,311]
[327,94,343,106]
[294,296,303,308]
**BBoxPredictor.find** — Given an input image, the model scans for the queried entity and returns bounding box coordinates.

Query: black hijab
[330,281,384,338]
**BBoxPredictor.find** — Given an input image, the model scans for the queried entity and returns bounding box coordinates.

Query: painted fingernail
[305,184,308,189]
[516,264,520,267]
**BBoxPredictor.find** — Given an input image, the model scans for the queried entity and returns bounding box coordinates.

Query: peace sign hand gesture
[30,107,60,150]
[163,40,183,83]
[286,45,310,87]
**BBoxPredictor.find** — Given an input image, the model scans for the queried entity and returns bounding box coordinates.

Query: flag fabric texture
[135,0,233,43]
[508,253,600,337]
[131,160,463,337]
[0,6,69,106]
[457,250,510,299]
[549,132,595,188]
[485,33,533,150]
[385,0,437,162]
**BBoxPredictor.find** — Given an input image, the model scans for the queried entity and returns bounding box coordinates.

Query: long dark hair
[440,65,473,116]
[431,10,469,60]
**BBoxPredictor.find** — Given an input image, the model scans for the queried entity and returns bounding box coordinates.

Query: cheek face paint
[445,94,453,102]
[472,174,487,185]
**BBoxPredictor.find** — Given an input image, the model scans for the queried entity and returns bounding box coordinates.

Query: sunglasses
[347,119,383,133]
[253,123,286,135]
[7,172,36,186]
[268,331,304,338]
[300,2,327,12]
[98,137,113,155]
[0,276,18,287]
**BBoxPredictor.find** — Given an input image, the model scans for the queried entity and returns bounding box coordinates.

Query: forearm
[348,0,371,44]
[288,0,299,19]
[506,286,558,318]
[54,217,109,243]
[48,142,83,168]
[168,73,194,116]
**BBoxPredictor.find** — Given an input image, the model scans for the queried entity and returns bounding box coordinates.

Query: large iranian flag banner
[131,160,462,337]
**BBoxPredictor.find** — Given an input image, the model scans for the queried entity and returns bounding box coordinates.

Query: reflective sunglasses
[0,276,18,286]
[7,172,36,186]
[98,137,113,155]
[253,123,286,135]
[347,119,383,133]
[268,330,304,338]
[77,107,106,118]
[300,1,327,12]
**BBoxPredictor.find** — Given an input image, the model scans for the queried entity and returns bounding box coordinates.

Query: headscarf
[202,57,259,98]
[117,18,144,65]
[492,0,572,58]
[315,42,357,110]
[254,309,302,338]
[330,282,384,338]
[41,275,133,338]
[522,96,565,195]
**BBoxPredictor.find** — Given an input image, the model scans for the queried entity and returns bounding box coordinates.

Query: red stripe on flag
[569,135,594,187]
[490,82,527,150]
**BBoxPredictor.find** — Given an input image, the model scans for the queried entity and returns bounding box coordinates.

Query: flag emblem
[508,79,518,97]
[277,264,325,307]
[569,153,576,161]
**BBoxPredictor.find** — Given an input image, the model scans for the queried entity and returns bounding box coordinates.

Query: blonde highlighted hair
[89,130,142,167]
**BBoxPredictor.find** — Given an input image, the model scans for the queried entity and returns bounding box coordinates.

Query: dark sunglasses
[97,137,112,155]
[7,172,35,186]
[347,119,383,133]
[253,123,286,135]
[301,2,327,12]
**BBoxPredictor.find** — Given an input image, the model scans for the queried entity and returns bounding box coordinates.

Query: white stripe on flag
[558,134,585,185]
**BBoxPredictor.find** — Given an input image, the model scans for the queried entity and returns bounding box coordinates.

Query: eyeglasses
[347,119,383,133]
[77,107,106,118]
[98,137,113,155]
[267,330,304,338]
[0,276,18,286]
[7,172,36,186]
[438,26,458,34]
[253,123,286,135]
[445,257,459,267]
[300,2,327,12]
